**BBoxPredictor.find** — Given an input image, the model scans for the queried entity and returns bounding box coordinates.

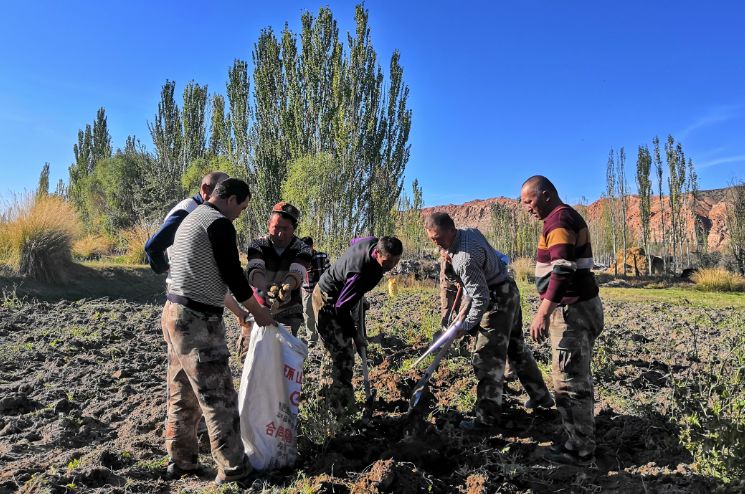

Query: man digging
[424,212,553,430]
[312,236,403,417]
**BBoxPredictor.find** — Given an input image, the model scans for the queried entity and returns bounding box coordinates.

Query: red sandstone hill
[422,188,733,252]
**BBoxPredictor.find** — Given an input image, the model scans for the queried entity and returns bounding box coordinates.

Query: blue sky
[1,1,744,206]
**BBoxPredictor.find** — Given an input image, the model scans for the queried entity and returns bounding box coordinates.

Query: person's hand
[243,295,277,327]
[276,283,292,306]
[530,312,550,342]
[453,316,466,338]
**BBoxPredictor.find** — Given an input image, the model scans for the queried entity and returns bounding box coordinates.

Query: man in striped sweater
[520,175,604,467]
[163,178,274,486]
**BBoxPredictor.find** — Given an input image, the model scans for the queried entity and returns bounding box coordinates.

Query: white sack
[238,324,308,471]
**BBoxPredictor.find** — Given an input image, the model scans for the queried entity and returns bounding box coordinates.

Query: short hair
[213,178,251,203]
[301,236,313,247]
[202,171,229,194]
[423,212,455,230]
[522,175,558,197]
[376,236,403,257]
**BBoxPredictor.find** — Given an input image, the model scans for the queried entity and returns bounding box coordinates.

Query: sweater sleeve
[144,209,189,274]
[543,212,578,303]
[206,218,253,303]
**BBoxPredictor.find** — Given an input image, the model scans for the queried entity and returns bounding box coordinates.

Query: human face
[426,226,456,251]
[374,251,401,272]
[268,214,295,248]
[520,186,549,220]
[223,196,249,221]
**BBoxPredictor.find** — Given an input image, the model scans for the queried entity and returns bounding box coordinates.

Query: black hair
[213,178,251,203]
[376,236,403,257]
[423,212,455,230]
[301,236,313,247]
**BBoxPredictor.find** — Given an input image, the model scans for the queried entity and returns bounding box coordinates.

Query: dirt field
[1,274,743,493]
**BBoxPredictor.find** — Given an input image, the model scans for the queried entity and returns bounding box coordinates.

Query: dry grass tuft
[72,234,114,260]
[120,223,154,265]
[511,257,535,282]
[0,195,80,283]
[691,268,745,292]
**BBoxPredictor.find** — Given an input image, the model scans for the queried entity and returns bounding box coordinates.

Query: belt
[167,294,223,316]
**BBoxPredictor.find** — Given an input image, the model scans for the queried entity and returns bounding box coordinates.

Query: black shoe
[164,462,201,480]
[458,419,494,431]
[544,444,594,466]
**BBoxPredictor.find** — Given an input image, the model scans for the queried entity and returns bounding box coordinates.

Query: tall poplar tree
[606,149,618,275]
[616,147,628,276]
[148,80,183,206]
[636,145,653,274]
[653,136,666,273]
[182,81,208,170]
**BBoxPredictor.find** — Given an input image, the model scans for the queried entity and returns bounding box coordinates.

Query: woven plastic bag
[238,324,308,471]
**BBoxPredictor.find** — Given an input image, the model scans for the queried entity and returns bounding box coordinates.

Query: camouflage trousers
[472,279,552,425]
[161,301,250,479]
[549,296,604,455]
[311,286,356,416]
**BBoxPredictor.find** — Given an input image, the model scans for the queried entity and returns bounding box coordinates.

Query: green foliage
[182,81,208,167]
[37,162,50,198]
[726,182,745,275]
[636,145,653,274]
[488,202,540,260]
[671,319,745,483]
[395,179,428,258]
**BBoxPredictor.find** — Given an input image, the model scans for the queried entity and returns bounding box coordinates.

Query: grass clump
[0,195,80,283]
[691,268,745,292]
[72,233,114,260]
[120,222,153,264]
[510,257,534,283]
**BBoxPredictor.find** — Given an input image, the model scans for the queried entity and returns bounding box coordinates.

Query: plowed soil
[0,280,740,493]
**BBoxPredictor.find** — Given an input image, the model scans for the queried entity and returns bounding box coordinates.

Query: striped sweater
[535,205,598,304]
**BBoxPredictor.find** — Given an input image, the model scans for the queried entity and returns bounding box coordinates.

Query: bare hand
[243,296,277,327]
[530,313,550,342]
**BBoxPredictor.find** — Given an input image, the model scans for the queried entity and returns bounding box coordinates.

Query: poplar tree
[226,59,249,167]
[636,145,653,274]
[92,107,112,163]
[148,80,183,205]
[36,163,50,198]
[606,149,618,275]
[653,136,666,273]
[666,136,686,273]
[182,81,208,170]
[208,94,229,157]
[726,182,745,274]
[616,147,628,276]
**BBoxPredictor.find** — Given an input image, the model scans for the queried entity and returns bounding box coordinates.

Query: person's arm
[453,252,491,334]
[280,240,312,292]
[144,209,189,274]
[530,213,577,341]
[207,219,275,326]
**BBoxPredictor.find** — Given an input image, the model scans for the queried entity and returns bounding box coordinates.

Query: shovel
[408,284,463,414]
[356,298,376,421]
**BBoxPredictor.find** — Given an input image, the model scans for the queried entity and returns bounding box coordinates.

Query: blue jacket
[144,194,203,274]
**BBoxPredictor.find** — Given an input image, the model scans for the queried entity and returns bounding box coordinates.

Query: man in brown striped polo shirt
[520,175,604,467]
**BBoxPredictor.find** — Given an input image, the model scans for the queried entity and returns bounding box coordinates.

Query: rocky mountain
[422,188,734,252]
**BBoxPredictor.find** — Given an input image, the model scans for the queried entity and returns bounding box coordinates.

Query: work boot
[215,458,255,488]
[544,443,594,467]
[164,462,202,480]
[525,394,555,410]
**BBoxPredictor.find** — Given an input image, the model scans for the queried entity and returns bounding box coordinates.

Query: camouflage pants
[161,301,250,479]
[311,286,356,415]
[472,279,552,425]
[549,296,604,455]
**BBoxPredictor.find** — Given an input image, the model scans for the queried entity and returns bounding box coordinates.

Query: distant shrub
[72,234,114,260]
[120,223,154,264]
[0,195,80,283]
[511,257,534,283]
[691,268,745,292]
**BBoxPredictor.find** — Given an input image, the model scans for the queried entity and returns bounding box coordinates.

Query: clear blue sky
[1,1,744,206]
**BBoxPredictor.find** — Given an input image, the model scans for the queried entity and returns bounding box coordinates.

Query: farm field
[1,270,743,493]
